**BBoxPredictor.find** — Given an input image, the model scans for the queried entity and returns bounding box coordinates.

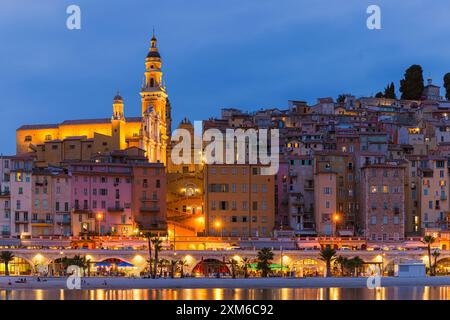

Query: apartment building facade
[204,164,275,237]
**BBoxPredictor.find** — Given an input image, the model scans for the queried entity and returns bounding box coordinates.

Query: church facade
[16,36,171,167]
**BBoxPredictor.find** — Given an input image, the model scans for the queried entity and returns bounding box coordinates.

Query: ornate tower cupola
[112,92,125,120]
[139,32,169,165]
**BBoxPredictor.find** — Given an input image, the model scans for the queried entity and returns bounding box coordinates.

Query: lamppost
[333,214,340,238]
[96,212,103,236]
[280,245,284,278]
[215,221,223,238]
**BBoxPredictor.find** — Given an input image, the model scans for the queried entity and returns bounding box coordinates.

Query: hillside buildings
[1,37,449,243]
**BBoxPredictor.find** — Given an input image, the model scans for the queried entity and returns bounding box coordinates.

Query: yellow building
[204,164,275,237]
[16,35,171,166]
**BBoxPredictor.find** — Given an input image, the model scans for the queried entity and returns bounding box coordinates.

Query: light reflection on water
[0,287,449,300]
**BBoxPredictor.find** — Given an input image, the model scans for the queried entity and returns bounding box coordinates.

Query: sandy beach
[0,276,449,290]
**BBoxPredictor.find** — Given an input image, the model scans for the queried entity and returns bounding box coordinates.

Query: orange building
[16,36,171,166]
[204,164,275,237]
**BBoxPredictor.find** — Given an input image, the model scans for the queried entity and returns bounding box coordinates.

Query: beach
[1,276,449,290]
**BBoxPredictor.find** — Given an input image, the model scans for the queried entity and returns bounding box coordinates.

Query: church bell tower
[140,33,170,165]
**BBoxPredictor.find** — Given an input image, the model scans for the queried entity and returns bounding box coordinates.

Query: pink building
[69,163,134,236]
[361,163,406,242]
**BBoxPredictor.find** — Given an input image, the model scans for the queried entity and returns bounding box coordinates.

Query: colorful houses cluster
[1,37,450,242]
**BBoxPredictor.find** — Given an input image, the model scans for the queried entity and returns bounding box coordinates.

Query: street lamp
[215,221,223,238]
[333,214,340,238]
[96,212,103,236]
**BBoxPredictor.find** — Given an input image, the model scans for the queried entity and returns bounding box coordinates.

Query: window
[324,187,332,195]
[370,186,377,193]
[219,201,228,210]
[252,202,258,211]
[24,135,32,142]
[261,184,267,193]
[383,186,388,193]
[261,201,267,211]
[383,215,388,225]
[393,216,399,225]
[156,180,160,188]
[211,201,216,211]
[252,184,258,193]
[370,216,377,225]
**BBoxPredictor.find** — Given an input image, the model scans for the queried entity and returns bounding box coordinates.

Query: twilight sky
[1,0,450,154]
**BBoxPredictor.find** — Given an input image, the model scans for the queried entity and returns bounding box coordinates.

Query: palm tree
[349,256,364,277]
[335,256,348,276]
[151,237,163,279]
[227,258,238,279]
[319,246,337,277]
[178,259,188,278]
[143,232,154,278]
[256,248,274,278]
[0,251,15,276]
[423,235,436,276]
[432,249,441,276]
[241,257,251,278]
[169,259,178,278]
[159,258,169,277]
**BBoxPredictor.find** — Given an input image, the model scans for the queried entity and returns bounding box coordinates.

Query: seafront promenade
[1,276,450,290]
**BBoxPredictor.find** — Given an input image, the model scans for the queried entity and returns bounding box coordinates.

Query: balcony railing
[140,206,160,212]
[32,219,53,224]
[108,207,124,212]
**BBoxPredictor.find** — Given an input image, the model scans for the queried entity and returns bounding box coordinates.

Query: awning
[95,262,111,267]
[117,261,134,267]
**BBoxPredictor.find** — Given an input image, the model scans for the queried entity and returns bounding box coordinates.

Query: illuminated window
[383,186,389,193]
[370,185,377,193]
[15,172,23,182]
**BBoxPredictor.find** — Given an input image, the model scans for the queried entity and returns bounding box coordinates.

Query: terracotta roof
[17,124,59,130]
[18,116,143,131]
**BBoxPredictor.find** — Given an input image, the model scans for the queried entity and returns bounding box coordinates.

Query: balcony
[141,197,158,202]
[108,207,125,213]
[140,206,160,213]
[31,219,53,225]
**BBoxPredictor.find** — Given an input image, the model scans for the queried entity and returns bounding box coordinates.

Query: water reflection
[0,287,449,300]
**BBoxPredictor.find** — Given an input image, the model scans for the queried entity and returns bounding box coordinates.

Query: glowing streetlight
[215,221,223,238]
[96,212,104,236]
[333,214,340,238]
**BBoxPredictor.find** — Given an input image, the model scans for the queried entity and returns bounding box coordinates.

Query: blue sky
[1,0,450,154]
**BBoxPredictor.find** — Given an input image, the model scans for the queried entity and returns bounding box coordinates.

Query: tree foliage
[400,65,424,100]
